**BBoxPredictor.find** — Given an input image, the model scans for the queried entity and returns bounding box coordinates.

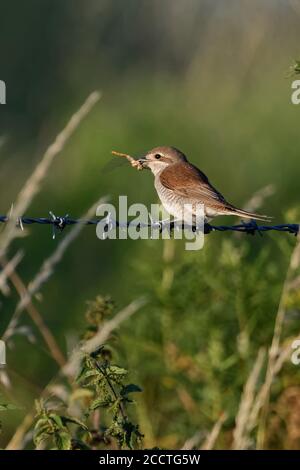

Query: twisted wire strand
[0,213,298,237]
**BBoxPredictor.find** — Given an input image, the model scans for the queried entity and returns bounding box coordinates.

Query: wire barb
[49,211,69,239]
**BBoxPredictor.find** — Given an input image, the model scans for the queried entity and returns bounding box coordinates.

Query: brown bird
[137,146,271,223]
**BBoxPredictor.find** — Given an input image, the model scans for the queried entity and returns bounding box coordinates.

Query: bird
[136,146,271,223]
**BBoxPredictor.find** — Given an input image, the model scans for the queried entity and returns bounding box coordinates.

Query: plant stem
[95,361,127,422]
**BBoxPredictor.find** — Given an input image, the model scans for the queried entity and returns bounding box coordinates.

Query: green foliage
[0,404,18,411]
[33,296,143,450]
[77,349,143,449]
[80,295,143,448]
[34,400,89,450]
[121,234,300,448]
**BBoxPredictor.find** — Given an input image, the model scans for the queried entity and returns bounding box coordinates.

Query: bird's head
[138,146,187,175]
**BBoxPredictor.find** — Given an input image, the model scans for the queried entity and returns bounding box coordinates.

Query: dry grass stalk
[200,412,227,450]
[240,233,300,448]
[0,251,24,295]
[255,235,300,447]
[181,431,204,450]
[0,91,101,259]
[247,332,300,436]
[242,184,275,213]
[0,256,66,367]
[232,348,266,449]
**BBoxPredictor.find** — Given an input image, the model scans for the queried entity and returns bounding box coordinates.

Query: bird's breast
[154,176,191,220]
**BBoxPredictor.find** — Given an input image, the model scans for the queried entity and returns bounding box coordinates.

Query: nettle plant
[34,400,89,450]
[77,348,143,449]
[34,296,143,450]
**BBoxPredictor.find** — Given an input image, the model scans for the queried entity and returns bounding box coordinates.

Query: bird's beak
[137,156,149,168]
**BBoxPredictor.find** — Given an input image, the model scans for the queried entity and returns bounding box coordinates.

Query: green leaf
[34,431,49,448]
[55,430,72,450]
[0,403,18,411]
[107,366,128,377]
[90,397,111,410]
[34,424,51,441]
[78,369,99,381]
[49,413,64,429]
[35,418,51,433]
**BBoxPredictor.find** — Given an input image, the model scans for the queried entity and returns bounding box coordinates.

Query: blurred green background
[1,0,300,449]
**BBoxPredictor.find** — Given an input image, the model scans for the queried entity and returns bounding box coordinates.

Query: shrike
[136,146,271,223]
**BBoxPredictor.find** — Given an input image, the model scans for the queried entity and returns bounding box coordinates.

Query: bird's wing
[159,163,228,206]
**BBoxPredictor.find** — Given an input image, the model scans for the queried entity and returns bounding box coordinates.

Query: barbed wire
[0,212,298,238]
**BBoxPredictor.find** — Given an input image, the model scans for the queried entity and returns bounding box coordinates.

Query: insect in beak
[137,156,148,167]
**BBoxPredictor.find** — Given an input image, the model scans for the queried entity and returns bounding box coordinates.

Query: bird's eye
[155,154,162,159]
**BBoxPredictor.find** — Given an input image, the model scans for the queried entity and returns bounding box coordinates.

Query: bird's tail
[226,206,272,222]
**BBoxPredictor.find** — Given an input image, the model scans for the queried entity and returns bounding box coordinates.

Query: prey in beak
[111,150,145,171]
[137,156,149,169]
